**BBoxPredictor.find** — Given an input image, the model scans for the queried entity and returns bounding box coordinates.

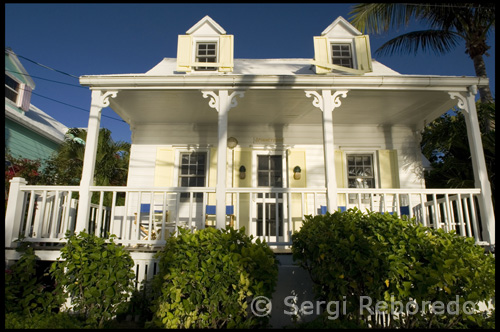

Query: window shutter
[354,35,373,73]
[234,148,252,187]
[176,35,193,72]
[154,148,174,186]
[21,85,32,112]
[16,83,32,111]
[334,150,346,188]
[313,36,331,74]
[218,35,234,72]
[287,149,306,188]
[377,150,400,188]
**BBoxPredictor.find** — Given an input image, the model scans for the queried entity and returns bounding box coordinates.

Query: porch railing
[5,178,484,249]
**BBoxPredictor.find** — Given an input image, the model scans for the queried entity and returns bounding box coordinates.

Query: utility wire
[5,69,86,89]
[30,91,127,123]
[5,48,79,79]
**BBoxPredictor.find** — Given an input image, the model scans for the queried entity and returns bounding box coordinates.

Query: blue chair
[205,205,235,227]
[136,204,167,240]
[320,206,346,214]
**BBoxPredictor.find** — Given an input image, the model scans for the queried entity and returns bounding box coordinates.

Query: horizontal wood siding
[128,123,424,190]
[5,118,60,166]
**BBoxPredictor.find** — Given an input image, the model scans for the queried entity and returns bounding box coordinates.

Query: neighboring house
[5,17,495,285]
[5,47,68,168]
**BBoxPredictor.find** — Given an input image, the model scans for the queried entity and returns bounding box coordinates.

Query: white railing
[5,179,484,249]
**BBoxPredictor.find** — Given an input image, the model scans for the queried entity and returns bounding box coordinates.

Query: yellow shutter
[378,150,400,188]
[334,150,346,188]
[313,36,331,74]
[218,35,234,72]
[335,150,347,207]
[154,148,174,187]
[233,148,252,187]
[288,149,306,188]
[354,35,373,73]
[176,35,193,72]
[287,149,306,233]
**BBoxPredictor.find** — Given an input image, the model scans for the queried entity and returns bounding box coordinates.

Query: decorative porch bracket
[449,86,495,246]
[75,90,118,233]
[202,90,245,229]
[305,89,349,213]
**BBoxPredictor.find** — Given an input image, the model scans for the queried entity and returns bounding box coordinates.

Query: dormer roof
[186,15,226,36]
[321,16,362,38]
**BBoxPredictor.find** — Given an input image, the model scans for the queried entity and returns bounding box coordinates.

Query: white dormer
[176,15,234,73]
[311,16,373,75]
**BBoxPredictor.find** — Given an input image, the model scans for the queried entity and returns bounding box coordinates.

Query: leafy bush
[150,227,279,329]
[50,231,135,328]
[5,311,85,329]
[292,209,495,328]
[5,240,64,315]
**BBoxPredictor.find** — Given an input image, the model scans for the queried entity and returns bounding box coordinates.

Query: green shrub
[5,240,64,315]
[50,231,135,328]
[150,227,279,329]
[292,209,495,329]
[5,311,85,329]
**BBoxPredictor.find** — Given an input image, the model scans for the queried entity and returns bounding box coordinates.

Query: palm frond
[375,30,461,57]
[349,3,428,34]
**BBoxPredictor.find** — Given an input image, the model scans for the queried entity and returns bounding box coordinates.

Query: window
[5,74,20,103]
[347,154,375,204]
[331,43,353,68]
[347,154,375,188]
[257,155,283,187]
[195,42,217,71]
[178,152,207,202]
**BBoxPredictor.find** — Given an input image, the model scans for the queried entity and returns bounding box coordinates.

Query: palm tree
[42,128,130,206]
[44,127,130,187]
[349,3,495,105]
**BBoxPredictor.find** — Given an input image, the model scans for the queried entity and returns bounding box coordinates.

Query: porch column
[202,90,244,228]
[75,90,118,233]
[449,86,495,246]
[5,177,28,248]
[305,90,348,212]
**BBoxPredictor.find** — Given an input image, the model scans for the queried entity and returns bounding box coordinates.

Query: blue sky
[5,3,495,143]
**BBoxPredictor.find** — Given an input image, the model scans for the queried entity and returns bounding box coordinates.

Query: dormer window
[195,42,217,71]
[312,16,372,75]
[331,43,353,68]
[5,74,20,103]
[176,16,233,73]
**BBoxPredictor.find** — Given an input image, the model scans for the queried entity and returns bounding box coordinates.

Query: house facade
[5,48,69,167]
[5,17,494,277]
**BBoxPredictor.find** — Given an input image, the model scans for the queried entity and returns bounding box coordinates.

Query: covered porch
[5,74,495,253]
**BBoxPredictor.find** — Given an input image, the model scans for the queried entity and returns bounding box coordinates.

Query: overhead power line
[5,69,86,89]
[30,91,127,123]
[5,48,79,79]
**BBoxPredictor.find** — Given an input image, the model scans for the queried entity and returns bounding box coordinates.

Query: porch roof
[79,58,488,131]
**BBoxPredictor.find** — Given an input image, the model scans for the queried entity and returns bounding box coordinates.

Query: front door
[254,154,284,242]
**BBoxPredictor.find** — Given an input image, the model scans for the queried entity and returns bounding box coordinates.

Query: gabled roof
[321,16,362,37]
[5,47,36,88]
[5,102,68,144]
[186,15,226,35]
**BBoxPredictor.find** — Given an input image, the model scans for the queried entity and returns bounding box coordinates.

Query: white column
[202,90,244,228]
[5,177,28,248]
[75,90,118,233]
[450,87,495,245]
[305,90,348,212]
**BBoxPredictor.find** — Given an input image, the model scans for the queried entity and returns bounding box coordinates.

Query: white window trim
[192,37,219,72]
[173,147,211,188]
[328,38,358,70]
[341,150,379,189]
[251,149,288,188]
[5,73,21,104]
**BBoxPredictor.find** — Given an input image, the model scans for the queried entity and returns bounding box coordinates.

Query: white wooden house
[5,16,495,282]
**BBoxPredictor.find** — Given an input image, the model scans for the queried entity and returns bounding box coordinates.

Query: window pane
[258,172,269,187]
